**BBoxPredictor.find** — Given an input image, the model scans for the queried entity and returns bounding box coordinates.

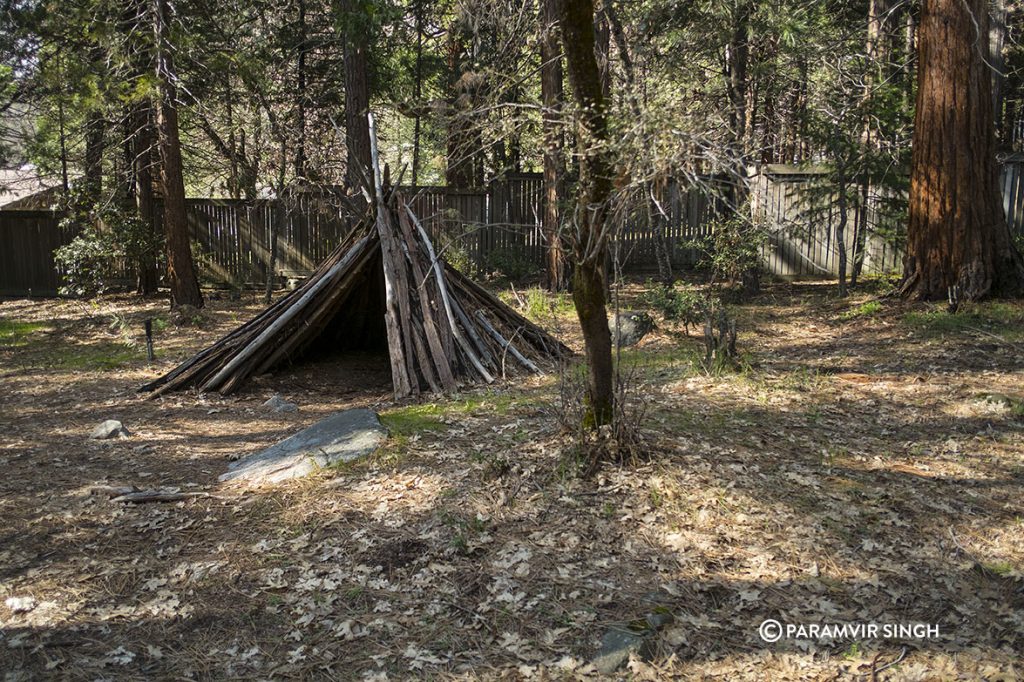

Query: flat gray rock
[221,408,387,485]
[262,394,298,413]
[90,419,130,439]
[593,625,647,674]
[592,609,674,673]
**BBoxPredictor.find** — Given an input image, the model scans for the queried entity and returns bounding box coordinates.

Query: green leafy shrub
[54,191,163,297]
[485,247,538,282]
[436,238,473,276]
[54,225,118,297]
[683,212,767,300]
[520,287,574,320]
[640,282,717,334]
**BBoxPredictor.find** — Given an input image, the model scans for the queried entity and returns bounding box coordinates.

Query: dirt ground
[1,282,1022,680]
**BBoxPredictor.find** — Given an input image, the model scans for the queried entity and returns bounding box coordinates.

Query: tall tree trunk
[123,0,160,295]
[851,177,869,286]
[593,3,611,98]
[901,0,1024,300]
[83,110,104,205]
[760,84,776,164]
[153,0,203,308]
[726,2,750,162]
[601,0,672,285]
[295,0,308,179]
[341,0,372,194]
[560,0,615,427]
[836,165,849,297]
[854,0,893,288]
[412,0,423,186]
[445,20,484,189]
[540,0,566,291]
[57,91,69,195]
[122,109,137,204]
[134,103,160,295]
[903,7,917,106]
[725,2,758,297]
[267,139,287,304]
[649,178,673,285]
[866,0,892,67]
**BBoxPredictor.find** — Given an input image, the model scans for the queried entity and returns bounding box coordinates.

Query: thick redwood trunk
[342,0,372,193]
[540,0,566,292]
[154,0,203,308]
[902,0,1024,300]
[560,0,615,426]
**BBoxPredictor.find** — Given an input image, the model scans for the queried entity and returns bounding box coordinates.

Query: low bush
[683,212,767,300]
[640,282,718,334]
[54,191,163,297]
[485,247,538,283]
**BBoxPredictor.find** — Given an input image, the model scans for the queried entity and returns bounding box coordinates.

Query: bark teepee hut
[141,128,570,399]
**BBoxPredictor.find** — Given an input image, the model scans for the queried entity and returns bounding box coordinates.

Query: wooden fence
[164,194,355,284]
[751,169,906,278]
[0,210,72,297]
[6,164,1024,297]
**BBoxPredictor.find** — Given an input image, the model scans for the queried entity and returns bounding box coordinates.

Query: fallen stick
[89,485,139,498]
[111,491,213,504]
[869,647,907,681]
[509,282,526,309]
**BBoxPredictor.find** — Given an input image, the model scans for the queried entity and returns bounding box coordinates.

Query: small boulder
[593,625,647,674]
[90,419,130,440]
[5,596,37,614]
[262,394,298,413]
[592,607,674,673]
[612,311,655,347]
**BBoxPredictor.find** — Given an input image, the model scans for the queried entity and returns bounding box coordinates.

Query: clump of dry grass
[554,361,653,475]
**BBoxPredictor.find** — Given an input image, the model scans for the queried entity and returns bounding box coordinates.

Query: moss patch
[379,404,449,437]
[903,302,1024,340]
[46,342,142,371]
[0,318,49,348]
[839,300,883,320]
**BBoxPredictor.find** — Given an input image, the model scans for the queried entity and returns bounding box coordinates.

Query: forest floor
[1,280,1023,681]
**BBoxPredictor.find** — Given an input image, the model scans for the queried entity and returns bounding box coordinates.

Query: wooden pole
[369,112,415,397]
